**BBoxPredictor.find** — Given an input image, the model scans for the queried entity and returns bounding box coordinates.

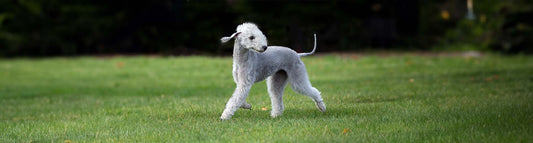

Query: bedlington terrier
[219,22,325,120]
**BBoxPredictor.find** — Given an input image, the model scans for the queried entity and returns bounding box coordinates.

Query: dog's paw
[271,111,283,118]
[220,113,233,121]
[240,103,252,110]
[220,116,231,121]
[315,101,326,112]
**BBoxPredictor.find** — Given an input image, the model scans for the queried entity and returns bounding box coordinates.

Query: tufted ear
[220,32,241,43]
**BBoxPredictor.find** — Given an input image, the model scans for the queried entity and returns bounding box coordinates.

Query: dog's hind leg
[287,66,326,112]
[267,70,288,118]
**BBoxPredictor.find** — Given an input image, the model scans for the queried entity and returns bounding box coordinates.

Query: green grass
[0,54,531,142]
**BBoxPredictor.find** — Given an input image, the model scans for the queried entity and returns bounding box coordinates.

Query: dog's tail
[298,34,317,57]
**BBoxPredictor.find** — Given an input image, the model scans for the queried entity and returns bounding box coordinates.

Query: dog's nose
[262,46,268,51]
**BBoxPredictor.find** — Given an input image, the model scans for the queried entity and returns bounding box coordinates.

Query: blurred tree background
[0,0,531,57]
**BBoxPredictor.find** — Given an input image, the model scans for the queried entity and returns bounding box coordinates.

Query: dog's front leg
[220,84,251,120]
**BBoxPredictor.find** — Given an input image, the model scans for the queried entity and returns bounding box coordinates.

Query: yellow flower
[441,10,450,20]
[342,128,350,134]
[480,14,487,23]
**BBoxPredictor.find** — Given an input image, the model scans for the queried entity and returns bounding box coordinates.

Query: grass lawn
[0,54,531,142]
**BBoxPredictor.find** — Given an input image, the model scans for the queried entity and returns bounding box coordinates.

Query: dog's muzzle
[252,46,268,53]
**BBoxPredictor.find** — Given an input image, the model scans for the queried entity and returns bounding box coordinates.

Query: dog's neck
[233,42,256,66]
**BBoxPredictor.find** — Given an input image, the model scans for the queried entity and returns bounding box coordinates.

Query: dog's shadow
[213,106,365,121]
[175,107,359,122]
[274,106,362,120]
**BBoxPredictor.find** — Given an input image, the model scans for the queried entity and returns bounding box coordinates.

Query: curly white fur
[220,22,325,120]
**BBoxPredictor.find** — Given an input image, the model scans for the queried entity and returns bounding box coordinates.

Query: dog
[219,22,325,120]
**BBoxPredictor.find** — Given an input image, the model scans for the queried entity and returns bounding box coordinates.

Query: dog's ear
[220,32,241,43]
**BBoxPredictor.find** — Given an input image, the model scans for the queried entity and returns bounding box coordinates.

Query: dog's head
[221,22,268,53]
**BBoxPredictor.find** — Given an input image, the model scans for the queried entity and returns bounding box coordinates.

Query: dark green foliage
[0,0,531,57]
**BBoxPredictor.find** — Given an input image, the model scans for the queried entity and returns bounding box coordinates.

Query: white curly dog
[220,22,325,120]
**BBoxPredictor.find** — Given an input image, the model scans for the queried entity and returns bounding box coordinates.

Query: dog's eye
[249,36,255,40]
